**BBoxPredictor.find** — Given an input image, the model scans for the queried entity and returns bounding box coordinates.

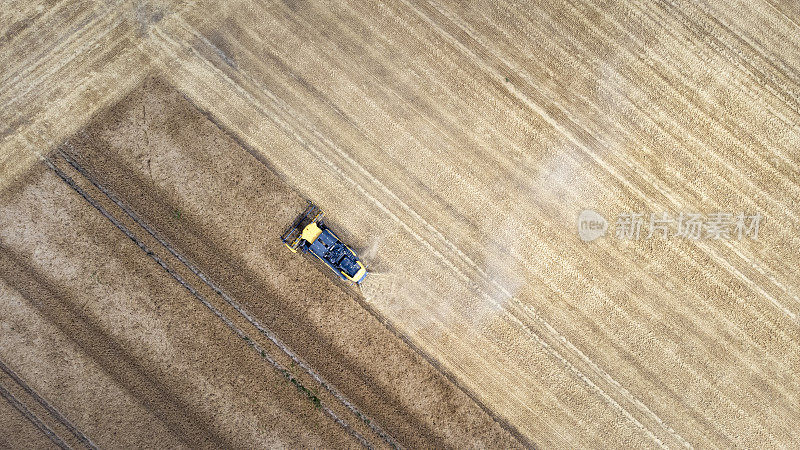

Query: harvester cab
[281,202,368,284]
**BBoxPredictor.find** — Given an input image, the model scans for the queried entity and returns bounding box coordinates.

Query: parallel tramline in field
[2,0,800,447]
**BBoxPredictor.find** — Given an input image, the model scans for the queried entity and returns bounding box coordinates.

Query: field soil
[4,0,800,447]
[0,387,57,450]
[0,143,353,449]
[0,77,517,448]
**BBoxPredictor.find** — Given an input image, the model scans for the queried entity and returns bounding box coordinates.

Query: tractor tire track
[45,75,520,449]
[0,382,69,450]
[155,17,676,446]
[58,149,401,449]
[44,155,380,449]
[59,148,399,448]
[149,17,674,447]
[0,359,97,450]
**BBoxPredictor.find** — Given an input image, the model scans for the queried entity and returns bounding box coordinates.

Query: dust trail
[360,272,463,341]
[360,273,415,317]
[360,272,406,301]
[477,214,527,325]
[358,272,533,448]
[361,235,382,263]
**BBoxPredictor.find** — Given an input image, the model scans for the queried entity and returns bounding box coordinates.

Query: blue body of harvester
[281,202,367,284]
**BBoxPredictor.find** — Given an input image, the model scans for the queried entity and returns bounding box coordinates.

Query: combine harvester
[281,202,368,284]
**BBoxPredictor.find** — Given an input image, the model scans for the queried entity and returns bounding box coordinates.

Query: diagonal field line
[148,17,672,447]
[57,149,401,450]
[0,358,98,449]
[0,382,69,450]
[401,0,796,435]
[407,0,798,322]
[44,155,377,449]
[400,0,689,441]
[133,26,532,443]
[4,0,797,446]
[395,0,800,441]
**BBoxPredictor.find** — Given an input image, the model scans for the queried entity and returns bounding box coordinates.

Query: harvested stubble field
[2,0,800,448]
[1,78,516,448]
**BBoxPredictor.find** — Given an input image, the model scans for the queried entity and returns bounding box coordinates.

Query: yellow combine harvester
[281,202,367,284]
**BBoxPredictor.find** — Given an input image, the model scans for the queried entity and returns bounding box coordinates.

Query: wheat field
[2,0,800,447]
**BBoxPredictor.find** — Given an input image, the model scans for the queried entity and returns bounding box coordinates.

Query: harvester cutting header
[281,201,367,284]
